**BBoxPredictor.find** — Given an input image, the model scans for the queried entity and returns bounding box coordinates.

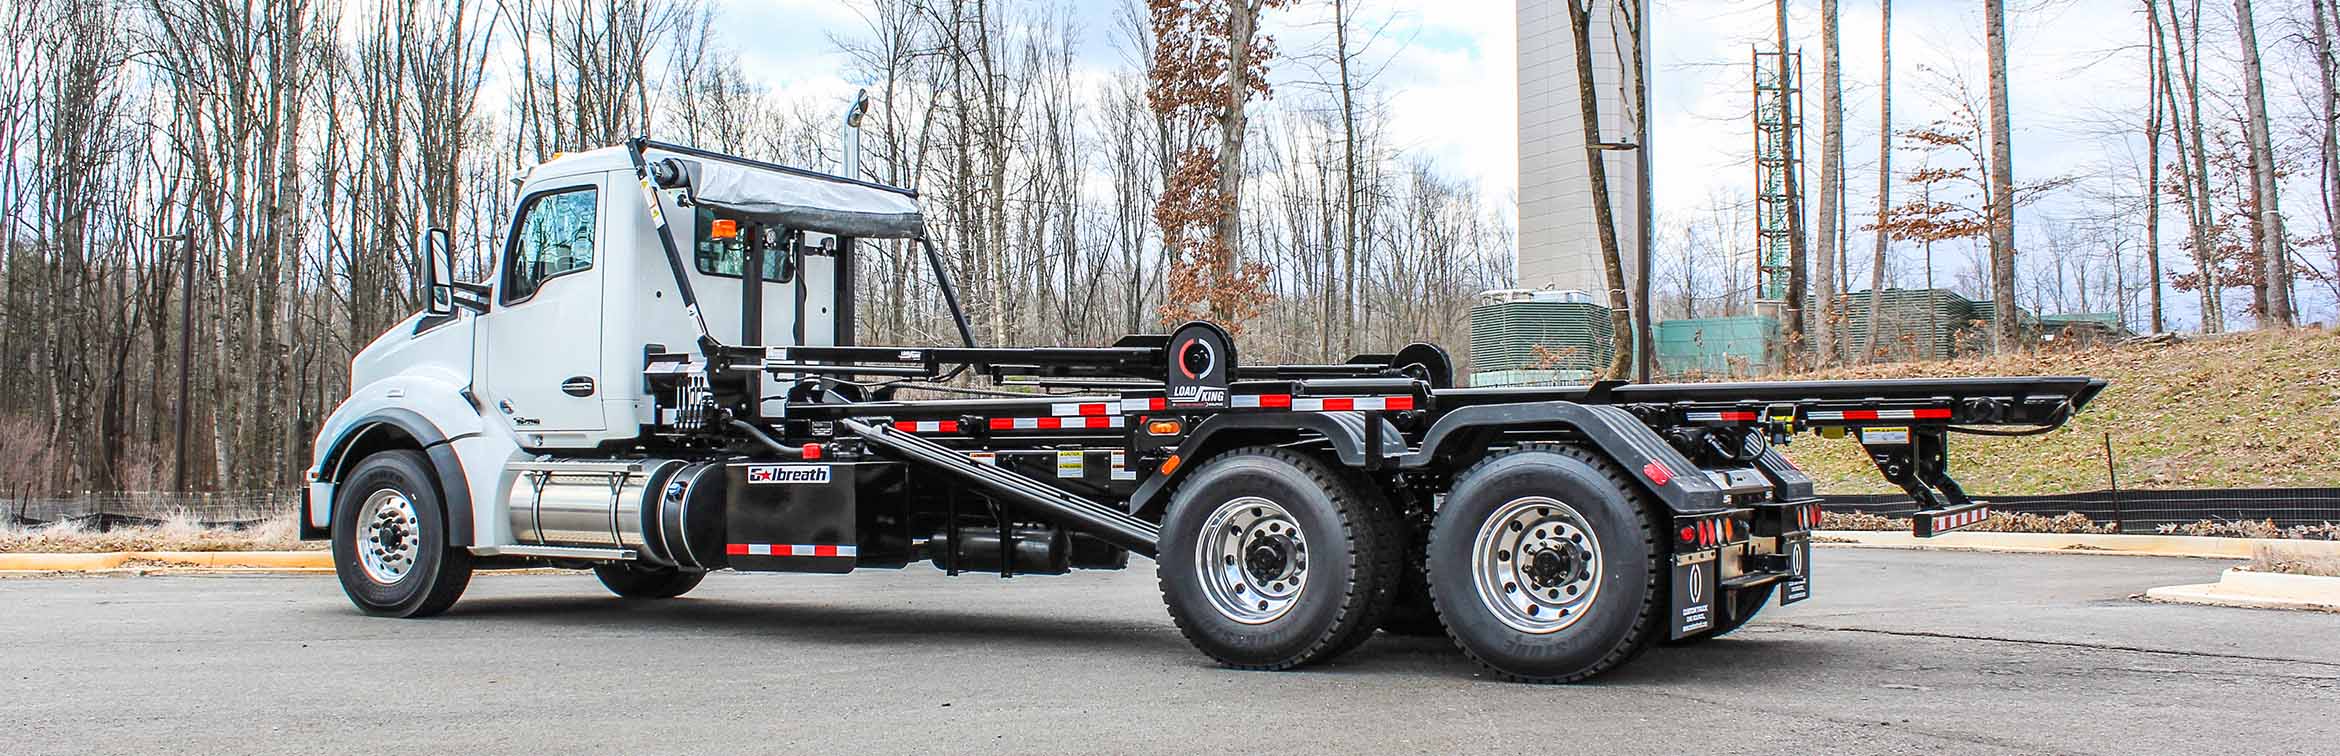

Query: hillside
[1775,327,2340,495]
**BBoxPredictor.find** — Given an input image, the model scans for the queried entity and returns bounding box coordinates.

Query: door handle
[561,376,597,397]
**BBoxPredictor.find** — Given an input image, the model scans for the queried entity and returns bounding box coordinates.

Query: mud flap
[1779,533,1812,605]
[1669,548,1719,639]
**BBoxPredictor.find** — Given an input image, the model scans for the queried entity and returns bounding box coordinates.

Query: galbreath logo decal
[746,465,831,484]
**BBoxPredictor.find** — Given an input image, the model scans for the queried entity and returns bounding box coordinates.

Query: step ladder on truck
[304,138,2105,682]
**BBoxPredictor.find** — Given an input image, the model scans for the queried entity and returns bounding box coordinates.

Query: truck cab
[307,143,873,551]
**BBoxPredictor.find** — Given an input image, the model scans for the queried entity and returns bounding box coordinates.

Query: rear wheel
[331,450,473,618]
[1427,444,1663,683]
[1157,447,1399,670]
[593,564,706,599]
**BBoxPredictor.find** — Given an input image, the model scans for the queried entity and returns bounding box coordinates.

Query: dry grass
[2155,519,2340,540]
[2248,545,2340,577]
[0,512,319,553]
[1777,327,2340,494]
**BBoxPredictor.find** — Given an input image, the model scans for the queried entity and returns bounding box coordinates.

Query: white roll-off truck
[306,138,2104,682]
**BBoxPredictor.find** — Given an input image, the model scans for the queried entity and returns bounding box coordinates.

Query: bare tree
[1814,0,1843,361]
[2143,0,2167,333]
[2231,0,2292,325]
[1984,0,2021,348]
[1565,0,1633,379]
[1867,0,1893,360]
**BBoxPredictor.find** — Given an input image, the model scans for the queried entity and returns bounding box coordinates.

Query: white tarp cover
[673,155,925,239]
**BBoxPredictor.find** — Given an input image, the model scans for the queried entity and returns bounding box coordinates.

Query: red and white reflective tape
[1226,394,1415,411]
[891,419,959,433]
[1050,402,1115,417]
[1118,397,1168,413]
[1685,410,1759,423]
[1928,506,1991,531]
[987,415,1127,431]
[1807,408,1951,421]
[726,543,858,558]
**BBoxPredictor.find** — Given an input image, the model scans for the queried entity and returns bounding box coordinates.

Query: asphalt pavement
[4,548,2336,755]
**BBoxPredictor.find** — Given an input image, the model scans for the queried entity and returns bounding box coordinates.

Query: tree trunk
[1334,0,1361,357]
[1775,0,1810,348]
[2166,0,2223,332]
[1867,0,1892,361]
[2143,0,2167,333]
[1212,0,1262,324]
[1815,0,1840,364]
[1566,0,1633,379]
[2232,0,2291,327]
[2316,0,2340,302]
[1984,0,2020,349]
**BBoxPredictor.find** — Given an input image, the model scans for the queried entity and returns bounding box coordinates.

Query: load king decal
[746,464,832,484]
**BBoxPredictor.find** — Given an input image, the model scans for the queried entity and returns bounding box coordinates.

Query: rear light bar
[1672,511,1750,551]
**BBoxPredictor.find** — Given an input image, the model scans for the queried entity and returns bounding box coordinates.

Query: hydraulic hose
[728,419,809,457]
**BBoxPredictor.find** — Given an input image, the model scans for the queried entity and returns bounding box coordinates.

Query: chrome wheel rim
[1194,496,1309,625]
[356,489,422,585]
[1471,495,1602,634]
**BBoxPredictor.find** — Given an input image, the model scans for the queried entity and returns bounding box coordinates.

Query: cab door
[481,176,607,438]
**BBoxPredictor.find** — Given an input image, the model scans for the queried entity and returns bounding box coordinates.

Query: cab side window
[503,187,598,303]
[693,206,792,283]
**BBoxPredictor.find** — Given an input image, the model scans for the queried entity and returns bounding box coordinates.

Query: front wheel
[1427,444,1663,683]
[1156,447,1400,670]
[331,450,473,618]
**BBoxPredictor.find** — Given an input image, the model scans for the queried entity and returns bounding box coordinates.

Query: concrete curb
[0,550,330,572]
[2145,568,2340,613]
[1813,530,2340,560]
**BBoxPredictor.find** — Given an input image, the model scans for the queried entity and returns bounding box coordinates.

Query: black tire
[1426,444,1663,683]
[331,450,473,618]
[1661,585,1774,646]
[1157,447,1400,670]
[594,564,706,599]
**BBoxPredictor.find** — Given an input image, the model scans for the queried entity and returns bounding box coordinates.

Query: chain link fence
[2,490,298,530]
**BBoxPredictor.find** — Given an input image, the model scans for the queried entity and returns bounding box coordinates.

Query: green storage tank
[1467,291,1614,386]
[1655,315,1781,377]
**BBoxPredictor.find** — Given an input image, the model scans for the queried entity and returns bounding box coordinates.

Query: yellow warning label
[1056,449,1084,478]
[1859,426,1911,445]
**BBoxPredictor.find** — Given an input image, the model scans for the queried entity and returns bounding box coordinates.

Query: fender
[1129,411,1405,518]
[308,408,477,546]
[308,369,487,545]
[1399,402,1728,515]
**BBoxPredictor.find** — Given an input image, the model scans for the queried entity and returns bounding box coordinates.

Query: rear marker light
[801,443,823,460]
[1641,461,1674,487]
[1679,526,1698,542]
[1146,420,1183,436]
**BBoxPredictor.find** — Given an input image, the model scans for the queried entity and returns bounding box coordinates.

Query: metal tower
[1752,48,1804,303]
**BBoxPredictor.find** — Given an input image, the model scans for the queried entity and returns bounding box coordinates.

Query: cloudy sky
[721,0,2329,327]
